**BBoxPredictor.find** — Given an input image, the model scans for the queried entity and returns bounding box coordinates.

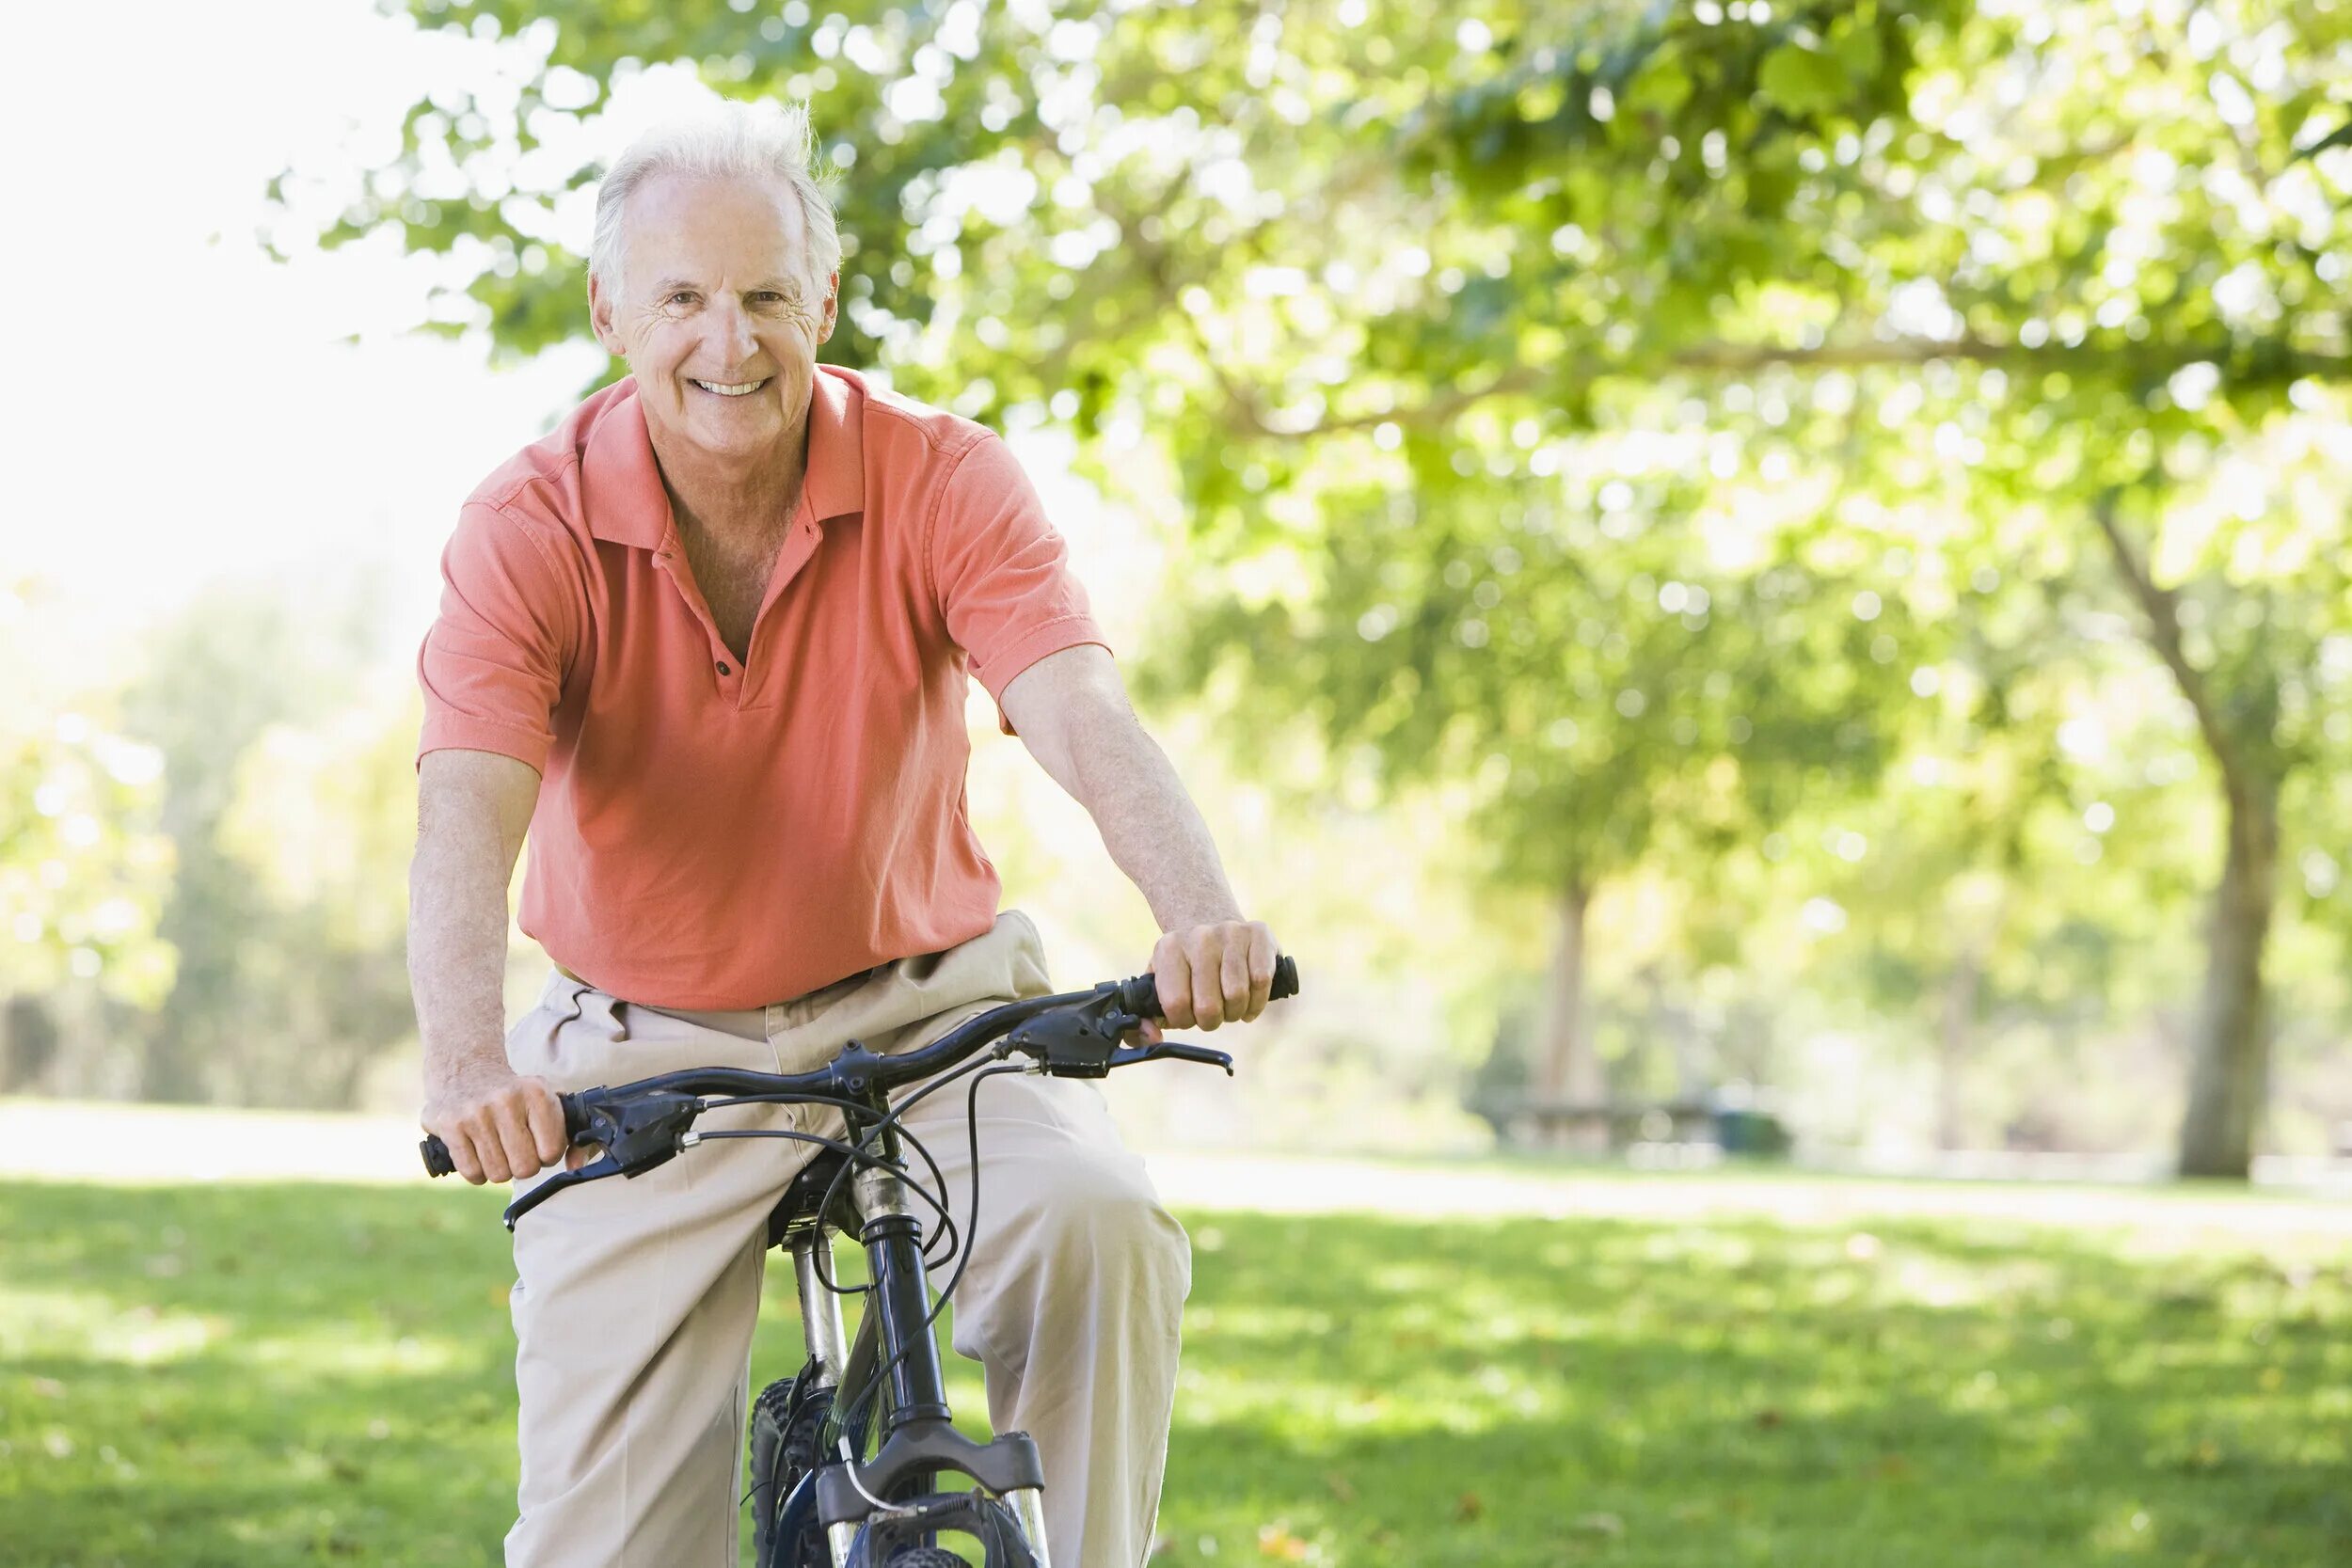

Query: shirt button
[716,661,733,675]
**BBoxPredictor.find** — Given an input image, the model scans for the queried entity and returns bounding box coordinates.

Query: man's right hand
[421,1063,580,1184]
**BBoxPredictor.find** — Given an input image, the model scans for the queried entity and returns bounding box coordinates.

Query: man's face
[590,172,839,468]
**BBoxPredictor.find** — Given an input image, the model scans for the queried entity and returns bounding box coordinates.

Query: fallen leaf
[1323,1471,1356,1502]
[1455,1491,1484,1521]
[1755,1408,1784,1430]
[1255,1522,1310,1561]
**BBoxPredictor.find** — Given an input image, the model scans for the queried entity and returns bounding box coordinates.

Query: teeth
[692,379,767,396]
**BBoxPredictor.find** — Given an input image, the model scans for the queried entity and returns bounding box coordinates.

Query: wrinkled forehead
[618,170,816,293]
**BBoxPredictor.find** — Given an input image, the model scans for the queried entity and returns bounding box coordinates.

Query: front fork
[809,1117,1051,1568]
[789,1233,851,1392]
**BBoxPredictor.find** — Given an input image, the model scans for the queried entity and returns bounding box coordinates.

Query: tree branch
[1666,337,2349,377]
[2087,485,2248,795]
[1185,332,2350,443]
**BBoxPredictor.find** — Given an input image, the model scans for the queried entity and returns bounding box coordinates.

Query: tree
[1745,1,2351,1173]
[0,583,176,1092]
[118,584,416,1106]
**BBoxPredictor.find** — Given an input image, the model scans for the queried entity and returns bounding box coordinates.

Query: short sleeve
[416,500,582,771]
[928,435,1110,733]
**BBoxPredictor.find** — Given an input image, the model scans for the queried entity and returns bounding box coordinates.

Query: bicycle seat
[765,1147,858,1248]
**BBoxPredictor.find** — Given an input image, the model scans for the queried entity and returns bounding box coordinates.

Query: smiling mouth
[691,377,771,397]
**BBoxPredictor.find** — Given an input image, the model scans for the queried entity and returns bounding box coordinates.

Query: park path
[3,1098,2347,1244]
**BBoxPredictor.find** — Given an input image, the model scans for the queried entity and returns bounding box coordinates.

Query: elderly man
[411,98,1279,1566]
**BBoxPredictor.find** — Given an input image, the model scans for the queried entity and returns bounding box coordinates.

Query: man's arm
[410,749,573,1183]
[998,644,1277,1029]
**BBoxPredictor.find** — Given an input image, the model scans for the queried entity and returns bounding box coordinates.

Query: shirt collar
[579,366,866,547]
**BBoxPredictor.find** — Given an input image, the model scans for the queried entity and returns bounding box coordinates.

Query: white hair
[589,98,843,303]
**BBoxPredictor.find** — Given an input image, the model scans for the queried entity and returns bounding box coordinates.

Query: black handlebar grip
[418,1092,590,1179]
[1120,954,1299,1019]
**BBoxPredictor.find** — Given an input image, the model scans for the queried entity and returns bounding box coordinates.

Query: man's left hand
[1149,920,1279,1032]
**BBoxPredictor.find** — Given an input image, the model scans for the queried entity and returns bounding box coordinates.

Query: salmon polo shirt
[416,364,1108,1010]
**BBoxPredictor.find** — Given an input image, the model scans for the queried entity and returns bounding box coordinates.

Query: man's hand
[421,1061,582,1184]
[1150,920,1279,1031]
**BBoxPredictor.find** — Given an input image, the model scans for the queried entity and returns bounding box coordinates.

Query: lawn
[2,1175,2347,1566]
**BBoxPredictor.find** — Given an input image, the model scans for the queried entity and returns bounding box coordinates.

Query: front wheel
[883,1550,968,1567]
[749,1375,834,1568]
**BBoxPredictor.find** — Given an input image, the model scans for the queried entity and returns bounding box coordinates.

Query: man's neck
[648,417,810,547]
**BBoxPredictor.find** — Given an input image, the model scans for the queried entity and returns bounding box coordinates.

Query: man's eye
[666,292,695,306]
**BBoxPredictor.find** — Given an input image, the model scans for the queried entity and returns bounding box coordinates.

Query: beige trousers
[501,911,1191,1568]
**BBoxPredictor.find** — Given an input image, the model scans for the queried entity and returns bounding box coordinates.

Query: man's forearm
[997,644,1275,1027]
[1062,705,1243,933]
[408,826,517,1087]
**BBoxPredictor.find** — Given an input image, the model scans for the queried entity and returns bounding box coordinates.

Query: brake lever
[499,1086,704,1228]
[501,1151,626,1230]
[1106,1039,1234,1075]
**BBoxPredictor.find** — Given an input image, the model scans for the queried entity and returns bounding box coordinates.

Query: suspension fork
[821,1088,1052,1566]
[788,1233,851,1392]
[845,1104,955,1433]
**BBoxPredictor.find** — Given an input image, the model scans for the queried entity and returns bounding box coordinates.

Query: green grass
[2,1178,2347,1566]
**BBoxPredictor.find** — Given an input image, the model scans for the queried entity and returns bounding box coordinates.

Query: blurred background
[5,2,2352,1563]
[8,0,2348,1182]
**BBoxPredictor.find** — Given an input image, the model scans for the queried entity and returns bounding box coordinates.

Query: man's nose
[708,298,758,362]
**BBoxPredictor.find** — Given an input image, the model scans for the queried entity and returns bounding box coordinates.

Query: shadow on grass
[1,1183,2346,1567]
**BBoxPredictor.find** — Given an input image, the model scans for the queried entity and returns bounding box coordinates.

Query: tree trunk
[1535,876,1602,1149]
[2177,772,2280,1179]
[3,995,61,1094]
[2087,491,2286,1183]
[1935,948,1982,1153]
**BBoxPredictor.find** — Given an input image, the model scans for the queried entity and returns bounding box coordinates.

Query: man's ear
[818,270,841,345]
[587,270,622,356]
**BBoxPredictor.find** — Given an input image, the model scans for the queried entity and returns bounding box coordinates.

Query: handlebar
[419,956,1299,1182]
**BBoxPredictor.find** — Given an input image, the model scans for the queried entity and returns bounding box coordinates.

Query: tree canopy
[273,0,2352,1172]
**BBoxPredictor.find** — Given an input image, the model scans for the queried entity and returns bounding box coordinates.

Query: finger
[1220,937,1252,1025]
[1157,947,1197,1029]
[566,1141,602,1171]
[494,1101,542,1183]
[1247,923,1277,1020]
[447,1128,488,1186]
[1191,938,1226,1030]
[525,1083,568,1165]
[468,1118,514,1185]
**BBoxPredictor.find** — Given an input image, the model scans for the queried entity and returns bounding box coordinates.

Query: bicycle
[422,956,1299,1568]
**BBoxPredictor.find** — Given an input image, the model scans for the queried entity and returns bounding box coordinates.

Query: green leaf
[1832,19,1884,84]
[1757,41,1846,119]
[1625,53,1693,118]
